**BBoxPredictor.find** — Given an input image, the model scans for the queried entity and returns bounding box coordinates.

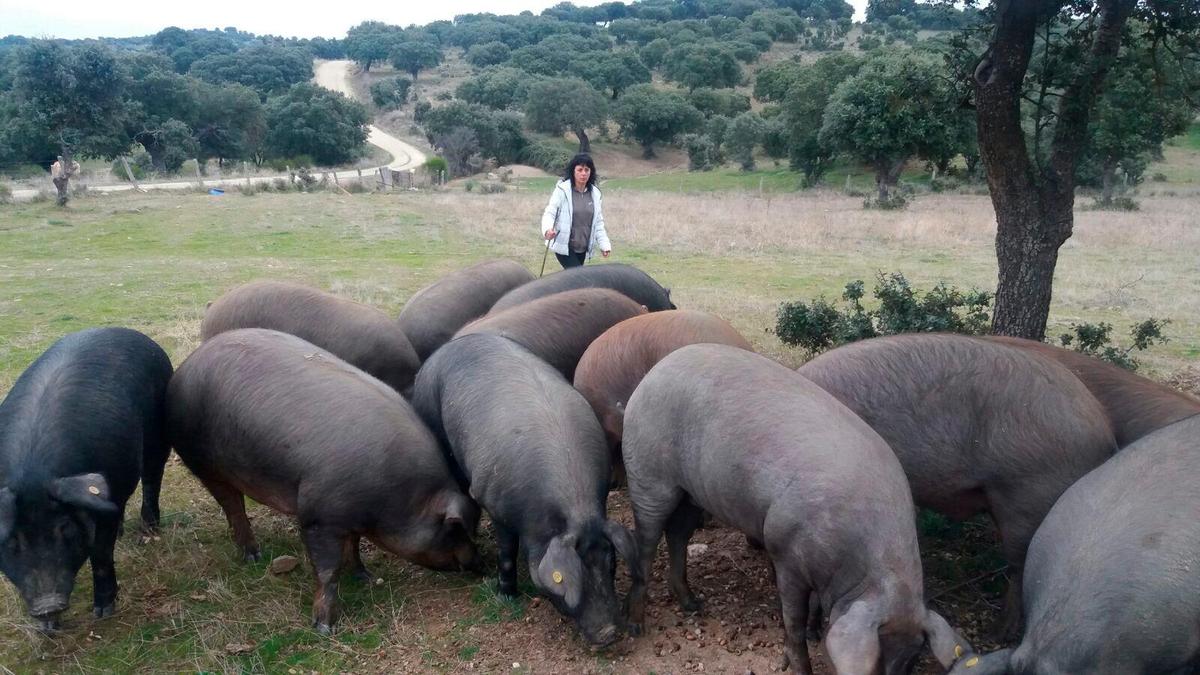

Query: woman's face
[574,164,591,185]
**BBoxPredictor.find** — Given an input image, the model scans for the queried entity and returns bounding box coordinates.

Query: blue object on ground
[209,188,225,196]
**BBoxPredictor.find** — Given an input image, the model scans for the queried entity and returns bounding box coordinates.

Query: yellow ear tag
[552,571,564,584]
[88,485,100,495]
[955,645,964,659]
[965,656,979,668]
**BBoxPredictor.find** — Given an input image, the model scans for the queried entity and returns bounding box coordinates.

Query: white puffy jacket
[540,179,611,258]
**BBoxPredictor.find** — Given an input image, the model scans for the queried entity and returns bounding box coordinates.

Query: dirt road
[10,60,423,202]
[313,59,427,171]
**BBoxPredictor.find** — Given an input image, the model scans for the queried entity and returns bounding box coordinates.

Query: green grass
[0,176,1197,671]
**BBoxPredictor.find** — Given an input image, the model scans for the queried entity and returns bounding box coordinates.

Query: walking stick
[539,232,553,277]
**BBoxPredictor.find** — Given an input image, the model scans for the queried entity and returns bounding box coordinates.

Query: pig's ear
[47,474,118,513]
[535,534,583,610]
[824,600,881,674]
[0,488,15,543]
[604,520,639,569]
[924,609,978,670]
[946,648,1012,674]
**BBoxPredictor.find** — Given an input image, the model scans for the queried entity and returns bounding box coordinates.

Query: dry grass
[0,185,1197,672]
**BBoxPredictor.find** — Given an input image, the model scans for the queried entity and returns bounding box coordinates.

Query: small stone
[687,543,709,557]
[270,555,301,575]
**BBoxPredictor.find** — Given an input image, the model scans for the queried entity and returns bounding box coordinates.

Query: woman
[541,154,612,269]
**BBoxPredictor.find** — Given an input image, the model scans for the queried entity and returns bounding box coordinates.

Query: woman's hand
[544,229,557,240]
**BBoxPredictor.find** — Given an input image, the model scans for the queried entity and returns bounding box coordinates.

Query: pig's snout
[29,594,68,618]
[586,623,621,648]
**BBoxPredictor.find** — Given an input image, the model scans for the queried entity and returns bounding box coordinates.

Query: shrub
[1151,172,1168,182]
[465,179,478,192]
[0,183,11,204]
[370,77,412,109]
[775,272,992,354]
[0,163,47,180]
[239,182,259,196]
[685,134,722,171]
[519,140,572,175]
[1057,319,1169,371]
[480,181,506,194]
[1086,196,1140,211]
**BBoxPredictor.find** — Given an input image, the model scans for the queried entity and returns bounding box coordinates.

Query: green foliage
[779,52,862,184]
[613,84,704,158]
[188,45,313,98]
[1058,319,1169,371]
[524,77,608,138]
[11,40,134,164]
[457,68,536,110]
[662,42,743,90]
[263,84,368,166]
[150,26,240,73]
[345,21,403,72]
[466,41,511,68]
[776,272,992,354]
[432,126,482,177]
[519,139,573,174]
[391,40,443,80]
[370,77,412,110]
[639,38,671,69]
[819,50,970,201]
[421,102,528,166]
[423,155,449,175]
[192,81,266,165]
[726,111,766,170]
[584,51,652,99]
[685,134,723,171]
[753,60,804,103]
[687,87,750,119]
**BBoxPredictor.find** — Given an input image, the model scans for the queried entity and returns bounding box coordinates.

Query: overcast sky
[1,0,868,40]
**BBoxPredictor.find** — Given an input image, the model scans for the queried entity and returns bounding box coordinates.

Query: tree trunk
[873,158,905,203]
[52,147,75,207]
[976,0,1134,340]
[574,128,591,154]
[1100,158,1118,205]
[641,141,655,159]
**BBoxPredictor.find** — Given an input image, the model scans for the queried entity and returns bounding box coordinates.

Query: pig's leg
[664,499,705,612]
[202,478,260,562]
[304,523,350,635]
[624,485,684,636]
[989,489,1042,641]
[806,592,823,642]
[774,563,813,675]
[90,511,122,618]
[495,523,520,597]
[140,424,171,531]
[344,535,373,583]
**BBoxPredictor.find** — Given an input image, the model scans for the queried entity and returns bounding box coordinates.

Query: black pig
[0,328,172,631]
[412,333,638,647]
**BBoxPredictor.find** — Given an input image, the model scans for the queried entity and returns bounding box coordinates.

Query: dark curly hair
[562,153,598,191]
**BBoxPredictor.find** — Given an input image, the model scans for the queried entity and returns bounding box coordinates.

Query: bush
[1151,172,1168,182]
[685,134,723,171]
[775,272,992,354]
[0,163,47,180]
[465,179,478,192]
[1086,196,1140,211]
[0,183,11,204]
[423,156,449,178]
[480,181,506,194]
[370,77,412,109]
[1057,319,1169,371]
[519,140,572,175]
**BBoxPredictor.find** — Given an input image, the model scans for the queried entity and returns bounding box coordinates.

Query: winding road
[10,60,424,201]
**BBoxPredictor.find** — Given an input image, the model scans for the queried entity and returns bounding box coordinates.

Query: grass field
[0,183,1197,673]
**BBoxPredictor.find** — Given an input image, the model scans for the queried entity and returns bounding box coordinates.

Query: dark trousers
[556,250,587,269]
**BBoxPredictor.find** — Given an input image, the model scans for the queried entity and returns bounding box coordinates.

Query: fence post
[194,159,204,186]
[119,156,146,193]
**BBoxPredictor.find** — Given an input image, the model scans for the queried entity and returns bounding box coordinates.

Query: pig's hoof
[243,549,262,563]
[350,566,373,584]
[679,595,704,613]
[498,582,518,598]
[779,654,791,672]
[93,603,115,619]
[36,618,61,633]
[805,626,822,642]
[627,621,644,637]
[314,621,334,636]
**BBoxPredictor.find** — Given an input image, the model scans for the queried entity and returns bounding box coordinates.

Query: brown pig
[455,287,647,381]
[167,328,480,634]
[202,280,421,396]
[573,310,753,482]
[397,260,534,361]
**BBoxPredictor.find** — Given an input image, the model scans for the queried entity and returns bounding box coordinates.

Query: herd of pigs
[1,259,1198,674]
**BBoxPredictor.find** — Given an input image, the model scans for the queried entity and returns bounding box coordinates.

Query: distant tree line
[0,29,366,204]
